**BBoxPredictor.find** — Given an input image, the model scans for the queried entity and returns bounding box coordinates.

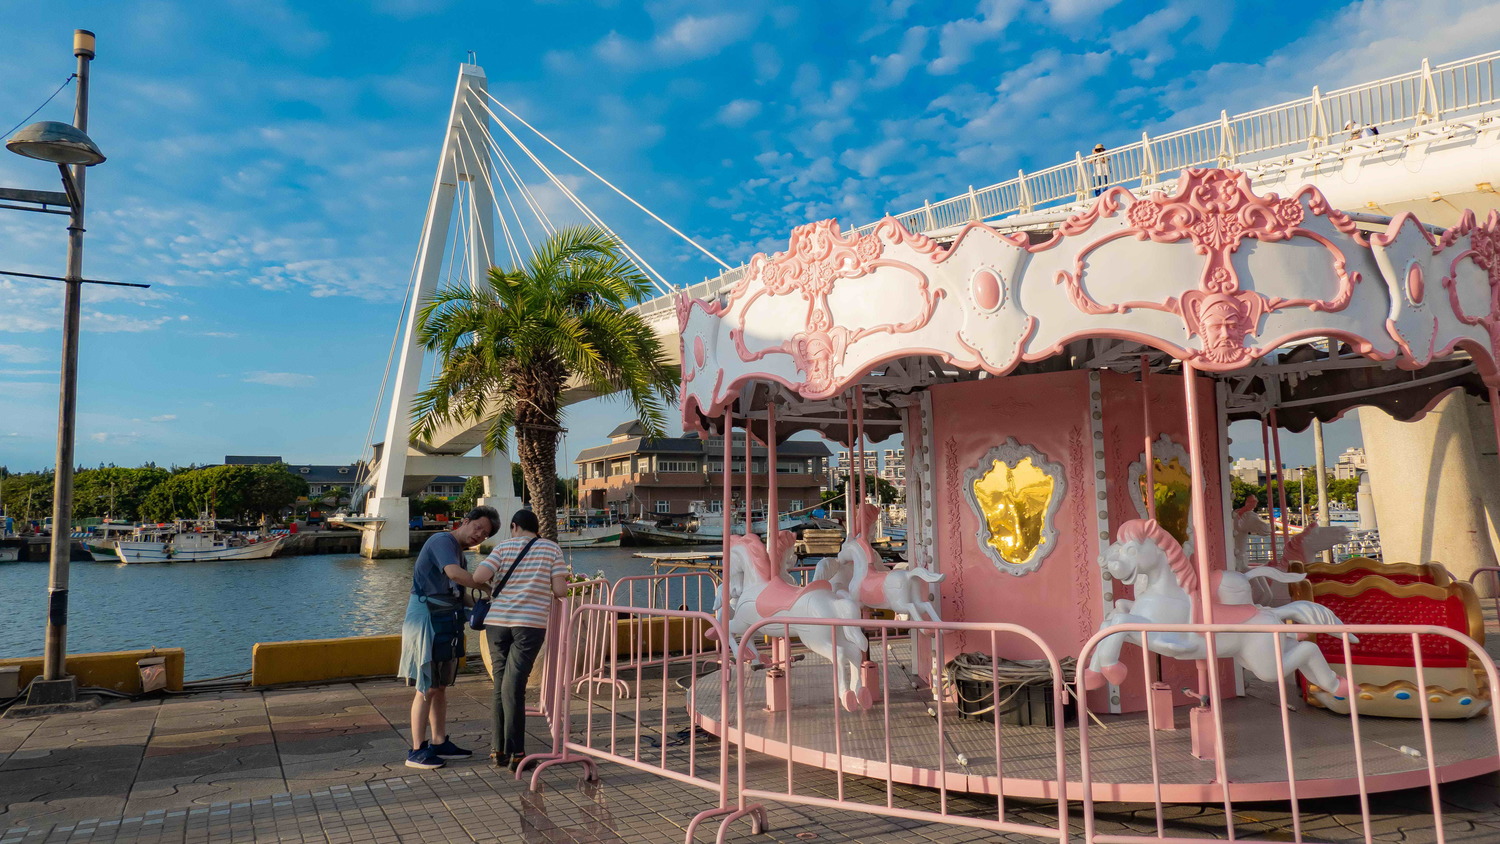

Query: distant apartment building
[1230,457,1267,485]
[1334,447,1368,480]
[575,422,832,517]
[880,448,906,489]
[835,451,878,480]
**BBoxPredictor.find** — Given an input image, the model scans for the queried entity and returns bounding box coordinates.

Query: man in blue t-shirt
[398,505,500,770]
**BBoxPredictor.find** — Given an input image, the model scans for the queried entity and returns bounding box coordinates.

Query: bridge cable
[472,99,675,295]
[463,101,557,240]
[457,121,530,267]
[480,91,732,271]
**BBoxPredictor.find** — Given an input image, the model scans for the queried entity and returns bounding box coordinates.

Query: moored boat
[114,521,288,563]
[83,521,139,561]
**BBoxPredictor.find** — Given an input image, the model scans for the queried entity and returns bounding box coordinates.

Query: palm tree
[411,225,678,540]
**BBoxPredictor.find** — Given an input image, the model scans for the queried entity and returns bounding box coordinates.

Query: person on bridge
[473,509,570,771]
[398,505,500,770]
[1090,144,1110,196]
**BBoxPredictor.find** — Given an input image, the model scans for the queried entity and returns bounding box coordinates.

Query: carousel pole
[1313,418,1332,562]
[766,401,778,552]
[721,409,733,638]
[1260,416,1280,568]
[856,386,868,532]
[846,393,856,531]
[1183,365,1233,790]
[744,418,754,535]
[1269,410,1292,554]
[1141,355,1157,519]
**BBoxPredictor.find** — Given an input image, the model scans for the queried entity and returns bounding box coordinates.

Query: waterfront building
[1230,457,1267,485]
[574,421,831,517]
[1334,446,1368,480]
[880,447,906,490]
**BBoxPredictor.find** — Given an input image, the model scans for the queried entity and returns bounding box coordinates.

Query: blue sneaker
[405,743,445,770]
[429,737,473,759]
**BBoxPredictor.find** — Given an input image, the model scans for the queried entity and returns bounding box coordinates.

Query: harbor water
[0,546,662,681]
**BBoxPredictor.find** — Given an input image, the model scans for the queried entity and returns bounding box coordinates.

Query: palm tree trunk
[517,429,559,540]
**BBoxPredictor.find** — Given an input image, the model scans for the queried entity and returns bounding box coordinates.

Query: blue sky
[3,0,1498,476]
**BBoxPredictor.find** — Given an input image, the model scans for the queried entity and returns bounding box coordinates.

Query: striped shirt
[476,536,568,629]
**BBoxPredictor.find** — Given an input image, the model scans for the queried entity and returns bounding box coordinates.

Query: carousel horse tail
[908,567,946,583]
[1275,600,1358,641]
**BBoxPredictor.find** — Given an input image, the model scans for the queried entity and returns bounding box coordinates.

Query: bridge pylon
[362,61,523,558]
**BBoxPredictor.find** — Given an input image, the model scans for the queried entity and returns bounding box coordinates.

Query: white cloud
[716,99,763,127]
[0,344,46,364]
[929,0,1021,75]
[592,13,756,70]
[89,431,142,444]
[150,414,177,423]
[871,26,929,89]
[1044,0,1123,25]
[200,331,239,338]
[243,371,316,387]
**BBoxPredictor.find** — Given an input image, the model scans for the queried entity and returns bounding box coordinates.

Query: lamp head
[5,121,105,166]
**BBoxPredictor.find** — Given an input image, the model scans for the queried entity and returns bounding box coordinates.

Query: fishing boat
[113,520,288,563]
[555,511,623,549]
[83,521,139,561]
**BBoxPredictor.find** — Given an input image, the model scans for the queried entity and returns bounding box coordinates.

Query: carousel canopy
[679,168,1500,441]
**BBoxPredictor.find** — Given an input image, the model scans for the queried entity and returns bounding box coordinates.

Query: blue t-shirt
[411,531,466,598]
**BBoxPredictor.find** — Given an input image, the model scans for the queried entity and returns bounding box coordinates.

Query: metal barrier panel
[732,616,1070,843]
[1076,622,1500,844]
[525,577,610,718]
[526,603,762,842]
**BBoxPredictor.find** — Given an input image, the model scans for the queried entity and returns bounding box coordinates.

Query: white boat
[557,523,622,549]
[83,521,139,561]
[0,546,18,563]
[114,521,287,563]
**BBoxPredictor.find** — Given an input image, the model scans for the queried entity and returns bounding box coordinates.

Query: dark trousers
[486,625,547,756]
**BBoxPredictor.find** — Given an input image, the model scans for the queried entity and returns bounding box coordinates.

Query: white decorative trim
[1088,372,1119,712]
[962,437,1066,577]
[914,391,937,573]
[1217,380,1246,697]
[1128,433,1196,558]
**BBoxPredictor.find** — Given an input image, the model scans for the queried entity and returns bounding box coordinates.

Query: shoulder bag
[468,536,540,630]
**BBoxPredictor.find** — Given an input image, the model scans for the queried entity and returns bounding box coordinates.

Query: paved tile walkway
[4,648,1500,842]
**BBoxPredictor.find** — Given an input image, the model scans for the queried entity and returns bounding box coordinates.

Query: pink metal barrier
[1467,567,1500,622]
[1075,621,1500,844]
[726,616,1070,844]
[524,603,764,841]
[526,577,611,718]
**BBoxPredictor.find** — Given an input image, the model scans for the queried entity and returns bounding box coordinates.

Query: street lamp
[4,29,104,708]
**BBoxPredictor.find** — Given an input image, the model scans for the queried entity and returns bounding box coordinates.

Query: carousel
[674,168,1500,804]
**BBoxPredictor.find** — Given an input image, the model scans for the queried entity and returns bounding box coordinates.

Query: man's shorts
[407,602,463,689]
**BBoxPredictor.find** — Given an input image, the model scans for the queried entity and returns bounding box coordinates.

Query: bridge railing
[637,50,1500,320]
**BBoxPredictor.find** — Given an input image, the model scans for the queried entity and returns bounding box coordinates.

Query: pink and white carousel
[535,168,1500,843]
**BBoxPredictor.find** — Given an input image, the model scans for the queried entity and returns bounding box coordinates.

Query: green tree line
[1,464,307,524]
[1230,474,1360,514]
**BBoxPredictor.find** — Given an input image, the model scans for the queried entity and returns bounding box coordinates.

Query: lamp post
[1298,466,1308,527]
[4,30,106,707]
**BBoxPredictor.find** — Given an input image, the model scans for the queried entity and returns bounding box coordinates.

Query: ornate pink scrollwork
[1045,169,1363,369]
[729,218,946,398]
[1441,209,1500,364]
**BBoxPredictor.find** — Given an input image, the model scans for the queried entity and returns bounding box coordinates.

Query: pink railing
[728,616,1071,844]
[1075,622,1500,844]
[1467,567,1500,622]
[520,576,1500,844]
[523,602,763,840]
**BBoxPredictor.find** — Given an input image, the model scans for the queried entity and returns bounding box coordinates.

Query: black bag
[425,596,465,663]
[468,537,540,630]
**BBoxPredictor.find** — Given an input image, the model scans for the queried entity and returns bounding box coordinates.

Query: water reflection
[0,547,652,680]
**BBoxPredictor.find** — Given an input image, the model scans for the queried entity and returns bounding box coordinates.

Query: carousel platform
[690,640,1500,804]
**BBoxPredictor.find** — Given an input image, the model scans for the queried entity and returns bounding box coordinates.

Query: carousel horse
[814,504,946,622]
[714,530,872,710]
[1231,494,1348,570]
[1082,519,1354,699]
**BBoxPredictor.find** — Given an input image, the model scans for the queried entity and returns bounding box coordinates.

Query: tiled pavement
[4,663,1500,842]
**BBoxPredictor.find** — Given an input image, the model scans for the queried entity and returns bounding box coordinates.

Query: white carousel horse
[814,504,946,621]
[1231,493,1349,568]
[1231,495,1273,571]
[1082,519,1354,699]
[715,530,872,711]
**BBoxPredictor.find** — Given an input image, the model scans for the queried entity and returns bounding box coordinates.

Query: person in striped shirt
[473,509,569,769]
